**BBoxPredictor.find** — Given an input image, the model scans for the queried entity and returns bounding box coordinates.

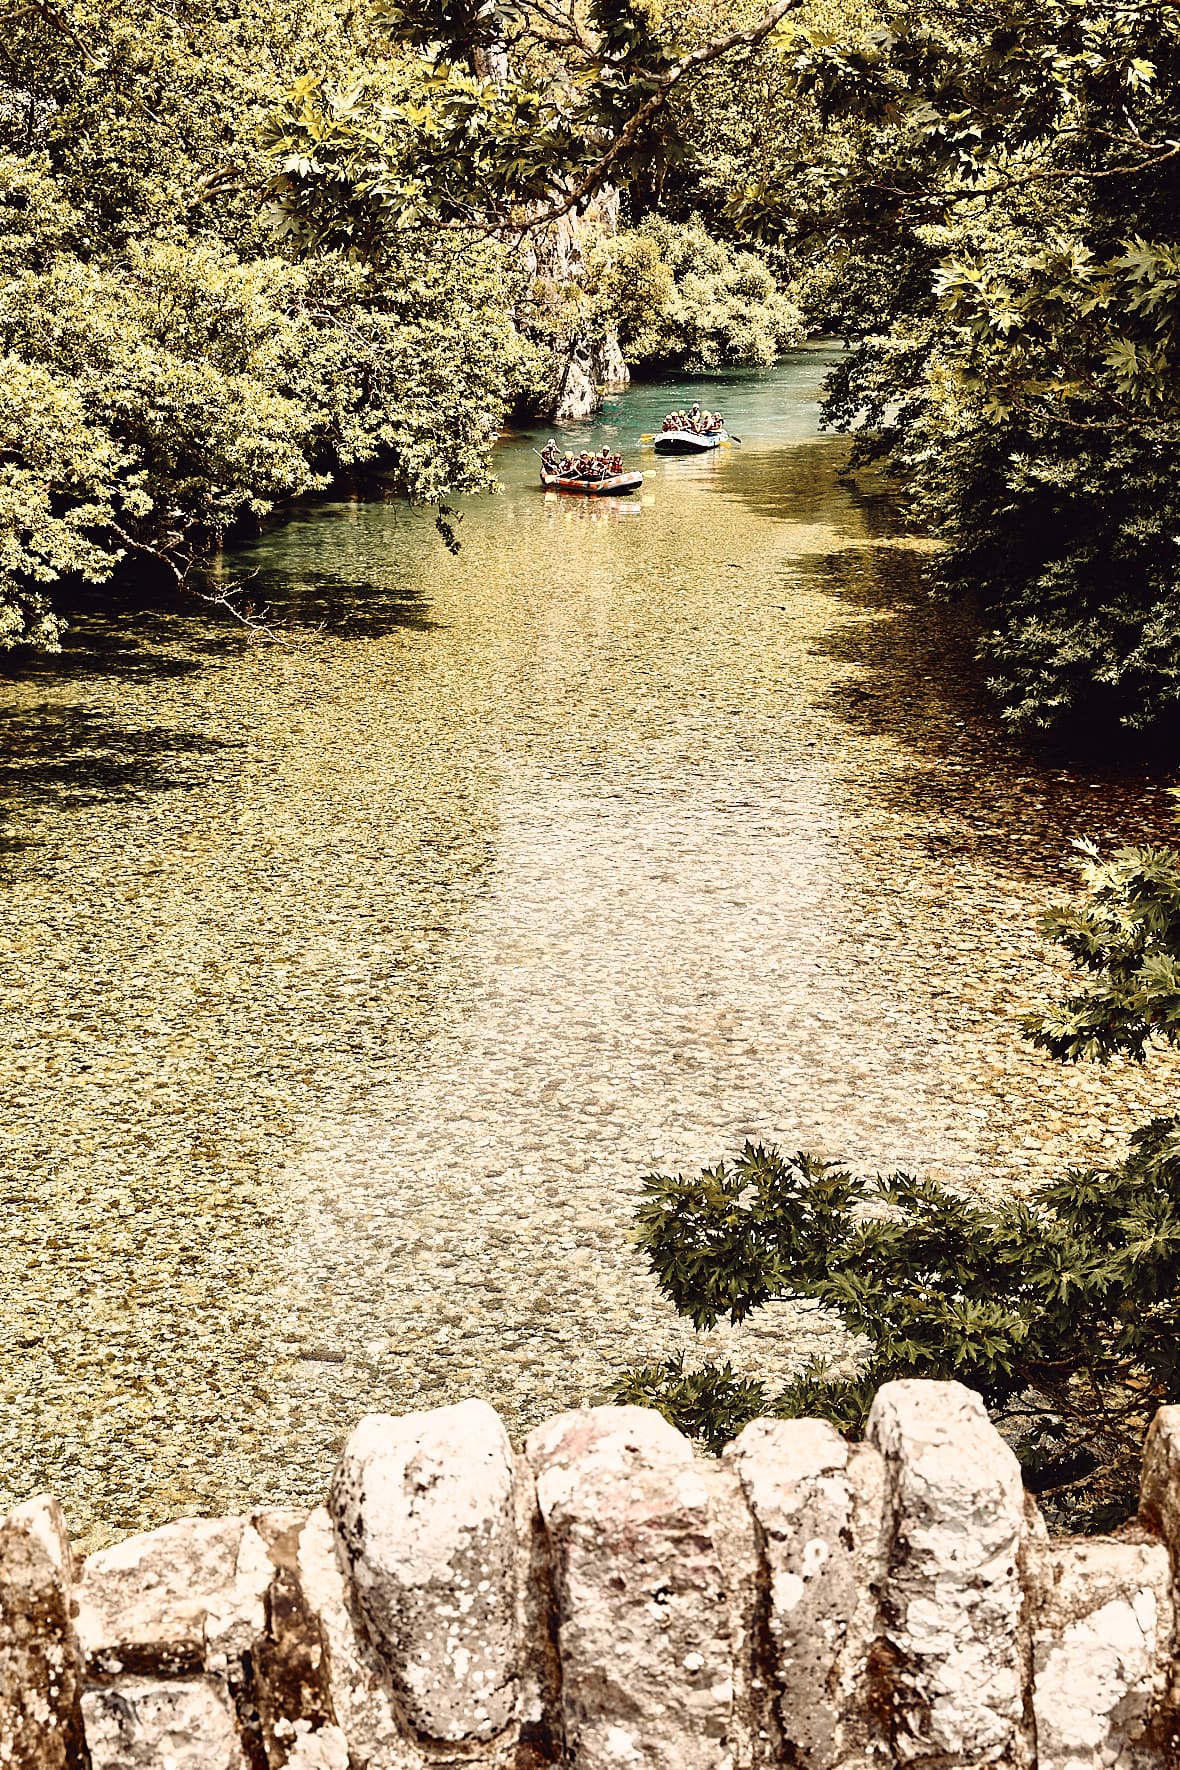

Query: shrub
[616,844,1180,1527]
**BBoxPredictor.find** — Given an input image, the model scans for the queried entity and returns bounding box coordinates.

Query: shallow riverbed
[2,353,1178,1549]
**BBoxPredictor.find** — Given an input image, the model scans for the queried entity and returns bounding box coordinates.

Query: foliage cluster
[802,1,1180,738]
[587,216,802,370]
[0,0,526,649]
[617,845,1180,1526]
[271,0,1180,739]
[264,0,798,241]
[8,0,1180,733]
[1023,842,1180,1065]
[634,0,1180,737]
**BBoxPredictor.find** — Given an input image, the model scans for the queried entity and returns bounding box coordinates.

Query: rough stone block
[0,1495,88,1770]
[728,1416,887,1767]
[511,1448,565,1766]
[1027,1534,1172,1770]
[242,1507,340,1770]
[695,1453,771,1770]
[81,1675,247,1769]
[294,1505,423,1768]
[76,1515,270,1678]
[867,1379,1030,1766]
[1140,1406,1180,1562]
[525,1404,735,1770]
[277,1721,351,1769]
[330,1399,519,1745]
[1139,1406,1180,1757]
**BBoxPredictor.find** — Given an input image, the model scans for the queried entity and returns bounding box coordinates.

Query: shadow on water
[710,437,1177,877]
[0,705,242,816]
[239,568,442,641]
[793,535,1178,877]
[5,582,237,686]
[2,518,443,686]
[229,499,445,640]
[719,435,889,534]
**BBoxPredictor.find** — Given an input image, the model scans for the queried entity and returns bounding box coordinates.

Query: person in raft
[660,406,724,434]
[545,446,629,481]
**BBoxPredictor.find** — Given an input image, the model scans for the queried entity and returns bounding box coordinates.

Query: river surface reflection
[2,353,1177,1547]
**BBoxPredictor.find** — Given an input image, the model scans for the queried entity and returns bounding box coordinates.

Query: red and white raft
[540,469,644,496]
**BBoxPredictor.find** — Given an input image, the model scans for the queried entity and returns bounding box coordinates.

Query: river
[2,352,1177,1549]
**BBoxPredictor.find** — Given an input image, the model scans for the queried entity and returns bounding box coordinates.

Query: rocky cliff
[520,190,630,423]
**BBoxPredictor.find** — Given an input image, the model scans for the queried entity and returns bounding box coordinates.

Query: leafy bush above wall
[617,844,1180,1527]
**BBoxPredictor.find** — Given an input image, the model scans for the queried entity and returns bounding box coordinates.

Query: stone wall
[3,1380,1180,1768]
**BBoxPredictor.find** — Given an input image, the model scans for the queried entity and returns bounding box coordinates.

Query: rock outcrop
[549,330,630,424]
[3,1383,1180,1767]
[521,190,631,422]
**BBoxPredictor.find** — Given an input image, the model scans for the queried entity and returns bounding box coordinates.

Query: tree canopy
[267,0,1180,739]
[0,0,529,647]
[806,1,1180,738]
[4,0,1178,739]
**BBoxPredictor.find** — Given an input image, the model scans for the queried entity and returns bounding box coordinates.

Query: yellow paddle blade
[638,432,654,441]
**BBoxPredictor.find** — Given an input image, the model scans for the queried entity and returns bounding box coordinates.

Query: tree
[262,0,813,246]
[0,0,528,648]
[615,844,1180,1528]
[1022,842,1180,1065]
[586,216,802,370]
[793,0,1180,738]
[270,0,1180,738]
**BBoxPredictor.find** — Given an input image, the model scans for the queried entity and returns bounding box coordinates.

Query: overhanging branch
[521,0,805,226]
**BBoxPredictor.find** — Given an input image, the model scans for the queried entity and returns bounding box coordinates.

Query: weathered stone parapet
[867,1380,1032,1768]
[1025,1531,1172,1770]
[727,1415,887,1768]
[0,1495,88,1769]
[330,1400,519,1745]
[526,1406,737,1769]
[4,1383,1180,1767]
[1139,1406,1180,1764]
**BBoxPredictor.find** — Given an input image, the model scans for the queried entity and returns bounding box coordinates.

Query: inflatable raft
[540,469,644,495]
[652,429,728,454]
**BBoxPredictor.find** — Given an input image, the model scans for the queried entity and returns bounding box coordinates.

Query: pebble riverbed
[2,360,1178,1549]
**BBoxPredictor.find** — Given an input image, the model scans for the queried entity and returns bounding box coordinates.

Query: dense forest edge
[4,0,1180,1531]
